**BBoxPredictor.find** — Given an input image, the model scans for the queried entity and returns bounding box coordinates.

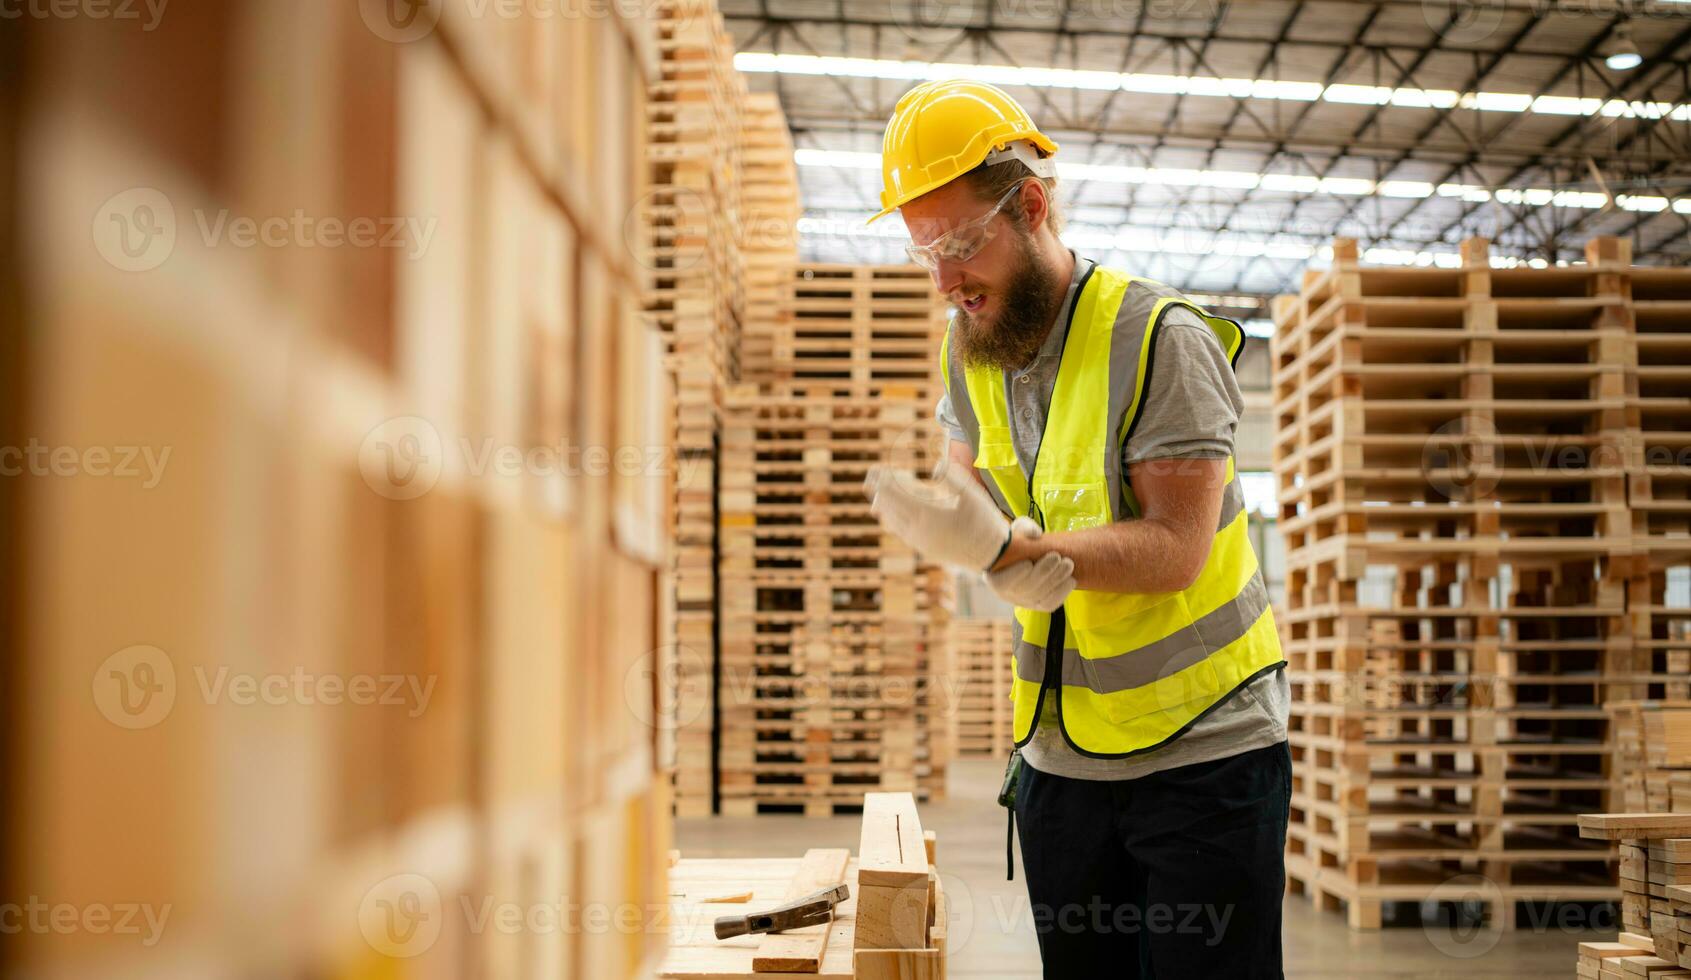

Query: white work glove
[863,462,1012,571]
[983,517,1076,613]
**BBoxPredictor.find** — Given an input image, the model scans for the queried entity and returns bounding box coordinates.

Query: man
[863,79,1291,977]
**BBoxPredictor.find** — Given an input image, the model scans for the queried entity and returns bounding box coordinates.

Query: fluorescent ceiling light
[737,52,1691,121]
[794,149,1690,213]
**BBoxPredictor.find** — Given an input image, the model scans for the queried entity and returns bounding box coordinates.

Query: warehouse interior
[3,0,1691,976]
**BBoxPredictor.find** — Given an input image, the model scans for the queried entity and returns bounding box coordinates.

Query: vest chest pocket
[973,425,1020,474]
[1034,477,1111,534]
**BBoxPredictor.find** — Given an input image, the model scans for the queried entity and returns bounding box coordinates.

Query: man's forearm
[995,518,1209,594]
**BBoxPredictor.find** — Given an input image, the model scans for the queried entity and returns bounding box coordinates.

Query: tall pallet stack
[5,4,670,976]
[1270,235,1691,928]
[954,619,1016,758]
[643,0,746,818]
[714,262,956,816]
[736,92,801,378]
[717,390,955,815]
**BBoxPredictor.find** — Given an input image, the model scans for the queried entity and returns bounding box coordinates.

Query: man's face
[899,179,1023,329]
[901,180,1059,370]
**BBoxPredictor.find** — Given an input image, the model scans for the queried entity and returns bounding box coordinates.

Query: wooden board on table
[753,848,851,973]
[659,857,856,980]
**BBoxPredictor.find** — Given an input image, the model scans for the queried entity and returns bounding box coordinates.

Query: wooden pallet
[1270,235,1691,928]
[715,392,956,815]
[952,619,1014,758]
[742,263,949,391]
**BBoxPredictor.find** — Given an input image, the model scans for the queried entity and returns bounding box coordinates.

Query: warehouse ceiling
[722,0,1691,320]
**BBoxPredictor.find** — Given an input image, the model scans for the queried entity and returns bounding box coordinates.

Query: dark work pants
[1014,740,1291,978]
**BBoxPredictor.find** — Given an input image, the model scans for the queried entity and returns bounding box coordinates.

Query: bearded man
[863,80,1291,978]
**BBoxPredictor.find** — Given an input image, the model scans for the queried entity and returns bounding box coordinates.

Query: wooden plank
[858,793,928,887]
[753,849,851,974]
[1581,815,1691,841]
[852,949,943,980]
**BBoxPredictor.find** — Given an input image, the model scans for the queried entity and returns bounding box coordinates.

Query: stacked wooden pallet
[953,619,1016,758]
[7,4,669,976]
[747,264,951,401]
[1272,236,1677,928]
[736,92,802,378]
[717,390,956,814]
[642,0,747,818]
[1611,701,1691,811]
[1625,259,1691,715]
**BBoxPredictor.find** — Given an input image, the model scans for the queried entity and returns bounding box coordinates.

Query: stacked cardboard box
[4,3,668,975]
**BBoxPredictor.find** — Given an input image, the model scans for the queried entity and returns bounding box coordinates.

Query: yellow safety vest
[941,263,1284,758]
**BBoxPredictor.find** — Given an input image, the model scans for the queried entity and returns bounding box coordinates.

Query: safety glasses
[904,182,1027,271]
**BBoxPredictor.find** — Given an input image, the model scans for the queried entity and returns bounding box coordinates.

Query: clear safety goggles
[903,182,1027,271]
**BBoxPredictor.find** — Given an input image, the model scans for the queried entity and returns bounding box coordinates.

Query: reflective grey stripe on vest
[1013,570,1271,693]
[1218,477,1244,531]
[944,326,1018,518]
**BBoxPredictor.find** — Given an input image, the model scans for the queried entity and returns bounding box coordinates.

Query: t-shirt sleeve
[935,391,968,443]
[1121,308,1243,467]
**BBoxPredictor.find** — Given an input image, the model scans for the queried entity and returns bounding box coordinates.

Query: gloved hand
[863,462,1012,571]
[983,517,1076,612]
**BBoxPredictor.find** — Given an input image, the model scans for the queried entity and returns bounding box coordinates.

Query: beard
[951,234,1062,372]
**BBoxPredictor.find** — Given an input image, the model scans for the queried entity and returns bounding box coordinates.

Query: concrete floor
[677,759,1612,978]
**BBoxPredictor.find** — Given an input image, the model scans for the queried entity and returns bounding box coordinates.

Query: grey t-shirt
[936,256,1288,781]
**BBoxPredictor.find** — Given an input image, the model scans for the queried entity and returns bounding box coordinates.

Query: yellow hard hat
[868,79,1059,224]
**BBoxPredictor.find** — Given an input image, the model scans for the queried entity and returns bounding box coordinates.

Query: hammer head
[713,883,851,940]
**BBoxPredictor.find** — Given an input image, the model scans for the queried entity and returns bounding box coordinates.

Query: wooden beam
[855,793,932,951]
